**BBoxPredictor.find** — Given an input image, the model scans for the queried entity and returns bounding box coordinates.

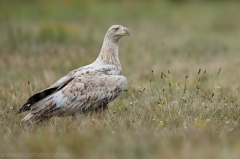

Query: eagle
[17,25,130,124]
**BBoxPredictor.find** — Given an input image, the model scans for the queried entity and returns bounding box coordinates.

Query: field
[1,0,240,158]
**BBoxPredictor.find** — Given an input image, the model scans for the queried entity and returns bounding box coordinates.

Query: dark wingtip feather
[16,104,31,114]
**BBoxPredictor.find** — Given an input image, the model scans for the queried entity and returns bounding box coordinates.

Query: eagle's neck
[94,37,121,67]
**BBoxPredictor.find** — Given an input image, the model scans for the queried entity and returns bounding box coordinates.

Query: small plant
[126,68,239,130]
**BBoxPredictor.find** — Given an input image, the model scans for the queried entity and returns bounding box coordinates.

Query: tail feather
[21,113,34,122]
[21,113,51,125]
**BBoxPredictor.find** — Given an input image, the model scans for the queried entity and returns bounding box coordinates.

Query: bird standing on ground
[17,25,130,124]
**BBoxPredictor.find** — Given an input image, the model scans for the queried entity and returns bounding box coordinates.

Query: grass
[1,0,240,158]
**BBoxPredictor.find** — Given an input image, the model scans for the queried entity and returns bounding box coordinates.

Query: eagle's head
[105,25,130,41]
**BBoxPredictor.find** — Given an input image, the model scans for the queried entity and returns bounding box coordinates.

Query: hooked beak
[123,27,130,36]
[116,27,130,36]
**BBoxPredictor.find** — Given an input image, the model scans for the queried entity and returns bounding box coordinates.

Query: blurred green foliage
[38,22,74,42]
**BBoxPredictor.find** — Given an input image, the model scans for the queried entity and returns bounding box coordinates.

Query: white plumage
[17,25,130,124]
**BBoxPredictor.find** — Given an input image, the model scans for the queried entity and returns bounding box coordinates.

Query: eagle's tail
[21,113,51,125]
[21,113,34,122]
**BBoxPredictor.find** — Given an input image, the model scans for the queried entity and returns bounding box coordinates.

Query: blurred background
[0,0,240,91]
[1,1,240,158]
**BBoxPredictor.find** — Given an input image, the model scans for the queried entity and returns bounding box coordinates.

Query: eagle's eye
[113,27,119,31]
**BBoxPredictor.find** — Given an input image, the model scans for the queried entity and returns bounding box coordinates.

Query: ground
[0,1,240,159]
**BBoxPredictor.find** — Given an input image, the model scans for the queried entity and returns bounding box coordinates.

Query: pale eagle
[17,25,130,124]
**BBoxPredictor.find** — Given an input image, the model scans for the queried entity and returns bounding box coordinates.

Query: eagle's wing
[22,74,127,123]
[16,76,74,114]
[17,64,120,114]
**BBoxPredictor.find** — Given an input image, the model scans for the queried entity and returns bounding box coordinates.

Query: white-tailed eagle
[17,25,130,124]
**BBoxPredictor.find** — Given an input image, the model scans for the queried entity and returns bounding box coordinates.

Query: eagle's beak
[116,27,130,36]
[123,27,130,36]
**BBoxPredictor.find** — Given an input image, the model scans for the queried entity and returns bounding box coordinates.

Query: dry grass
[0,1,240,159]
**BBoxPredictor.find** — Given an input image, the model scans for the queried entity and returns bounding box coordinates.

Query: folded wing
[22,74,127,123]
[16,77,74,114]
